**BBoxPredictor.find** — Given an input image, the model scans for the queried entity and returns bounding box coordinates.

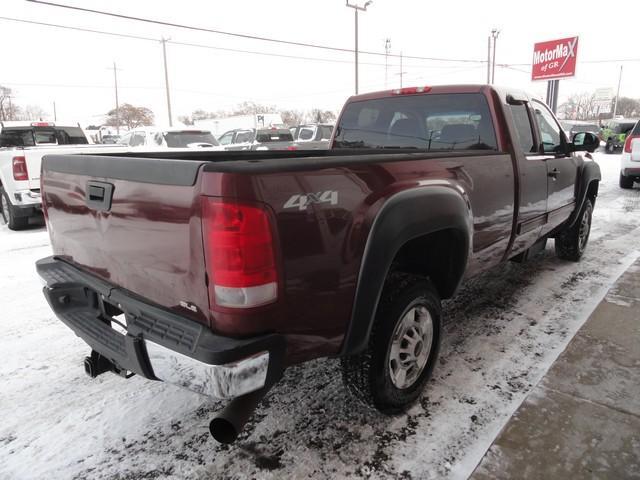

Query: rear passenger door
[531,100,579,233]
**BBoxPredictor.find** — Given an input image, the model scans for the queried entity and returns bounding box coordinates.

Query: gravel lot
[1,152,639,480]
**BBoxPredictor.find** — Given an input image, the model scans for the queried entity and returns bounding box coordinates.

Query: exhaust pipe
[209,387,269,444]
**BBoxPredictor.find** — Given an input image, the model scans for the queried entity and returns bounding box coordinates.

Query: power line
[25,0,487,64]
[0,16,481,70]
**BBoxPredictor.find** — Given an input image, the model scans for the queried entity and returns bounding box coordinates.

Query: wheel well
[586,179,599,205]
[390,229,466,300]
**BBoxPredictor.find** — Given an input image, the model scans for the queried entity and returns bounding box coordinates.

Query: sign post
[532,36,579,113]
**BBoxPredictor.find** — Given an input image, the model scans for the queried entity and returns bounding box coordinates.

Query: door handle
[548,168,560,179]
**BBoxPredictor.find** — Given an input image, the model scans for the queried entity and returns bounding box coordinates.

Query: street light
[346,0,373,95]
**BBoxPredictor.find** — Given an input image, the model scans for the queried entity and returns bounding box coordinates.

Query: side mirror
[571,132,599,153]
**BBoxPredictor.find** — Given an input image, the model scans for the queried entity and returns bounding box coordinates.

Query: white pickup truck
[0,121,121,230]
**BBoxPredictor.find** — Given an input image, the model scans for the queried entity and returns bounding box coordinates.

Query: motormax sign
[531,36,579,81]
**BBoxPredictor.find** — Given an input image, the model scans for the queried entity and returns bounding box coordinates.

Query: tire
[605,141,615,154]
[341,273,442,414]
[619,173,634,189]
[555,199,593,262]
[0,187,29,231]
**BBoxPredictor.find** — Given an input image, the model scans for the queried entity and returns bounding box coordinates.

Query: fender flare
[340,185,472,356]
[566,160,601,229]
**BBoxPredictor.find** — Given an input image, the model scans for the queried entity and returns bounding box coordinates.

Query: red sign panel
[531,36,579,81]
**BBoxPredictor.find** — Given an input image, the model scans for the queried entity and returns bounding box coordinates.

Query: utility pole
[111,62,120,134]
[346,1,372,95]
[400,51,403,88]
[160,37,173,126]
[486,35,491,84]
[384,38,391,89]
[490,29,500,84]
[613,65,623,118]
[53,101,57,122]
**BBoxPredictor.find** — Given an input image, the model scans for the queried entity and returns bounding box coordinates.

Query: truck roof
[345,84,532,106]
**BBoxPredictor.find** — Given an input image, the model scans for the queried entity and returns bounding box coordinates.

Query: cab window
[533,101,564,154]
[509,104,536,153]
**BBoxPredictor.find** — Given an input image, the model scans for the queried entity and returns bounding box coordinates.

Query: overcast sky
[2,0,639,126]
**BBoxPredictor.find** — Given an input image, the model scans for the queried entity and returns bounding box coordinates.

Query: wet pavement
[472,259,640,480]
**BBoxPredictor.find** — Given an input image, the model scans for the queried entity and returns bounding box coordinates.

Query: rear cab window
[333,93,498,151]
[255,130,294,143]
[0,126,88,147]
[163,131,219,147]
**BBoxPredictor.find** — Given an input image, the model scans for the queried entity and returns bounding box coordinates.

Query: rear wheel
[0,187,28,230]
[555,199,593,261]
[605,141,615,154]
[619,173,634,189]
[341,273,441,413]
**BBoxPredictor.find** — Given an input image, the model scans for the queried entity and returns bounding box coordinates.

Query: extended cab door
[531,100,579,233]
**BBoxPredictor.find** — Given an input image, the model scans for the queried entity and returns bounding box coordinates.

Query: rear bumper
[622,167,640,177]
[11,189,41,217]
[36,256,285,399]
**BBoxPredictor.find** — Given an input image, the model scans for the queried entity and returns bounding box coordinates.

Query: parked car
[195,113,285,137]
[619,119,640,188]
[290,123,334,150]
[601,118,638,153]
[37,84,600,443]
[560,120,600,140]
[218,127,295,150]
[118,127,221,149]
[0,121,119,230]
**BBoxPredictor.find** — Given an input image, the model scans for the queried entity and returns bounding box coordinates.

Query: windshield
[334,93,497,150]
[162,131,219,147]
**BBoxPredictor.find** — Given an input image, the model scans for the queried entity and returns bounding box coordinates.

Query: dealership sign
[531,36,579,81]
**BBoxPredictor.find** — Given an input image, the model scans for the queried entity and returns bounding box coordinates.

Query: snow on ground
[1,152,639,480]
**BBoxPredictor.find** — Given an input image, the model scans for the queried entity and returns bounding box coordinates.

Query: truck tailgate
[42,154,210,325]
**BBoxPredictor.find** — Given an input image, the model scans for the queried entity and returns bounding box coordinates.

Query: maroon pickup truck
[37,85,601,443]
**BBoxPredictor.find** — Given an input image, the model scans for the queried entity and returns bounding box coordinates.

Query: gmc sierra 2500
[36,85,601,443]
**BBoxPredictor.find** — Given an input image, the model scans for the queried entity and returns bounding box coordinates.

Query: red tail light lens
[201,198,278,308]
[624,134,639,153]
[12,156,29,181]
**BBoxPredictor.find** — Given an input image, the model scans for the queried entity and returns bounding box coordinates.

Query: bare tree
[612,97,640,118]
[23,104,48,121]
[0,85,21,121]
[558,92,599,120]
[281,109,305,126]
[105,103,154,130]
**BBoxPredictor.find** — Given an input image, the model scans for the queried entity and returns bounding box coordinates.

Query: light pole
[490,29,500,84]
[613,65,623,118]
[110,62,120,134]
[160,37,173,127]
[346,0,372,95]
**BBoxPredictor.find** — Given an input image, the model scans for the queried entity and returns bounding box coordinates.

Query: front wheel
[341,273,442,414]
[555,199,593,261]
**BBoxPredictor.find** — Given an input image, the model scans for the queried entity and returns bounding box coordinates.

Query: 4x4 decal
[283,191,338,211]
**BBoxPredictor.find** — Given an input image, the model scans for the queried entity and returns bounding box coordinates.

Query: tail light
[624,134,639,153]
[201,198,278,309]
[12,156,29,181]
